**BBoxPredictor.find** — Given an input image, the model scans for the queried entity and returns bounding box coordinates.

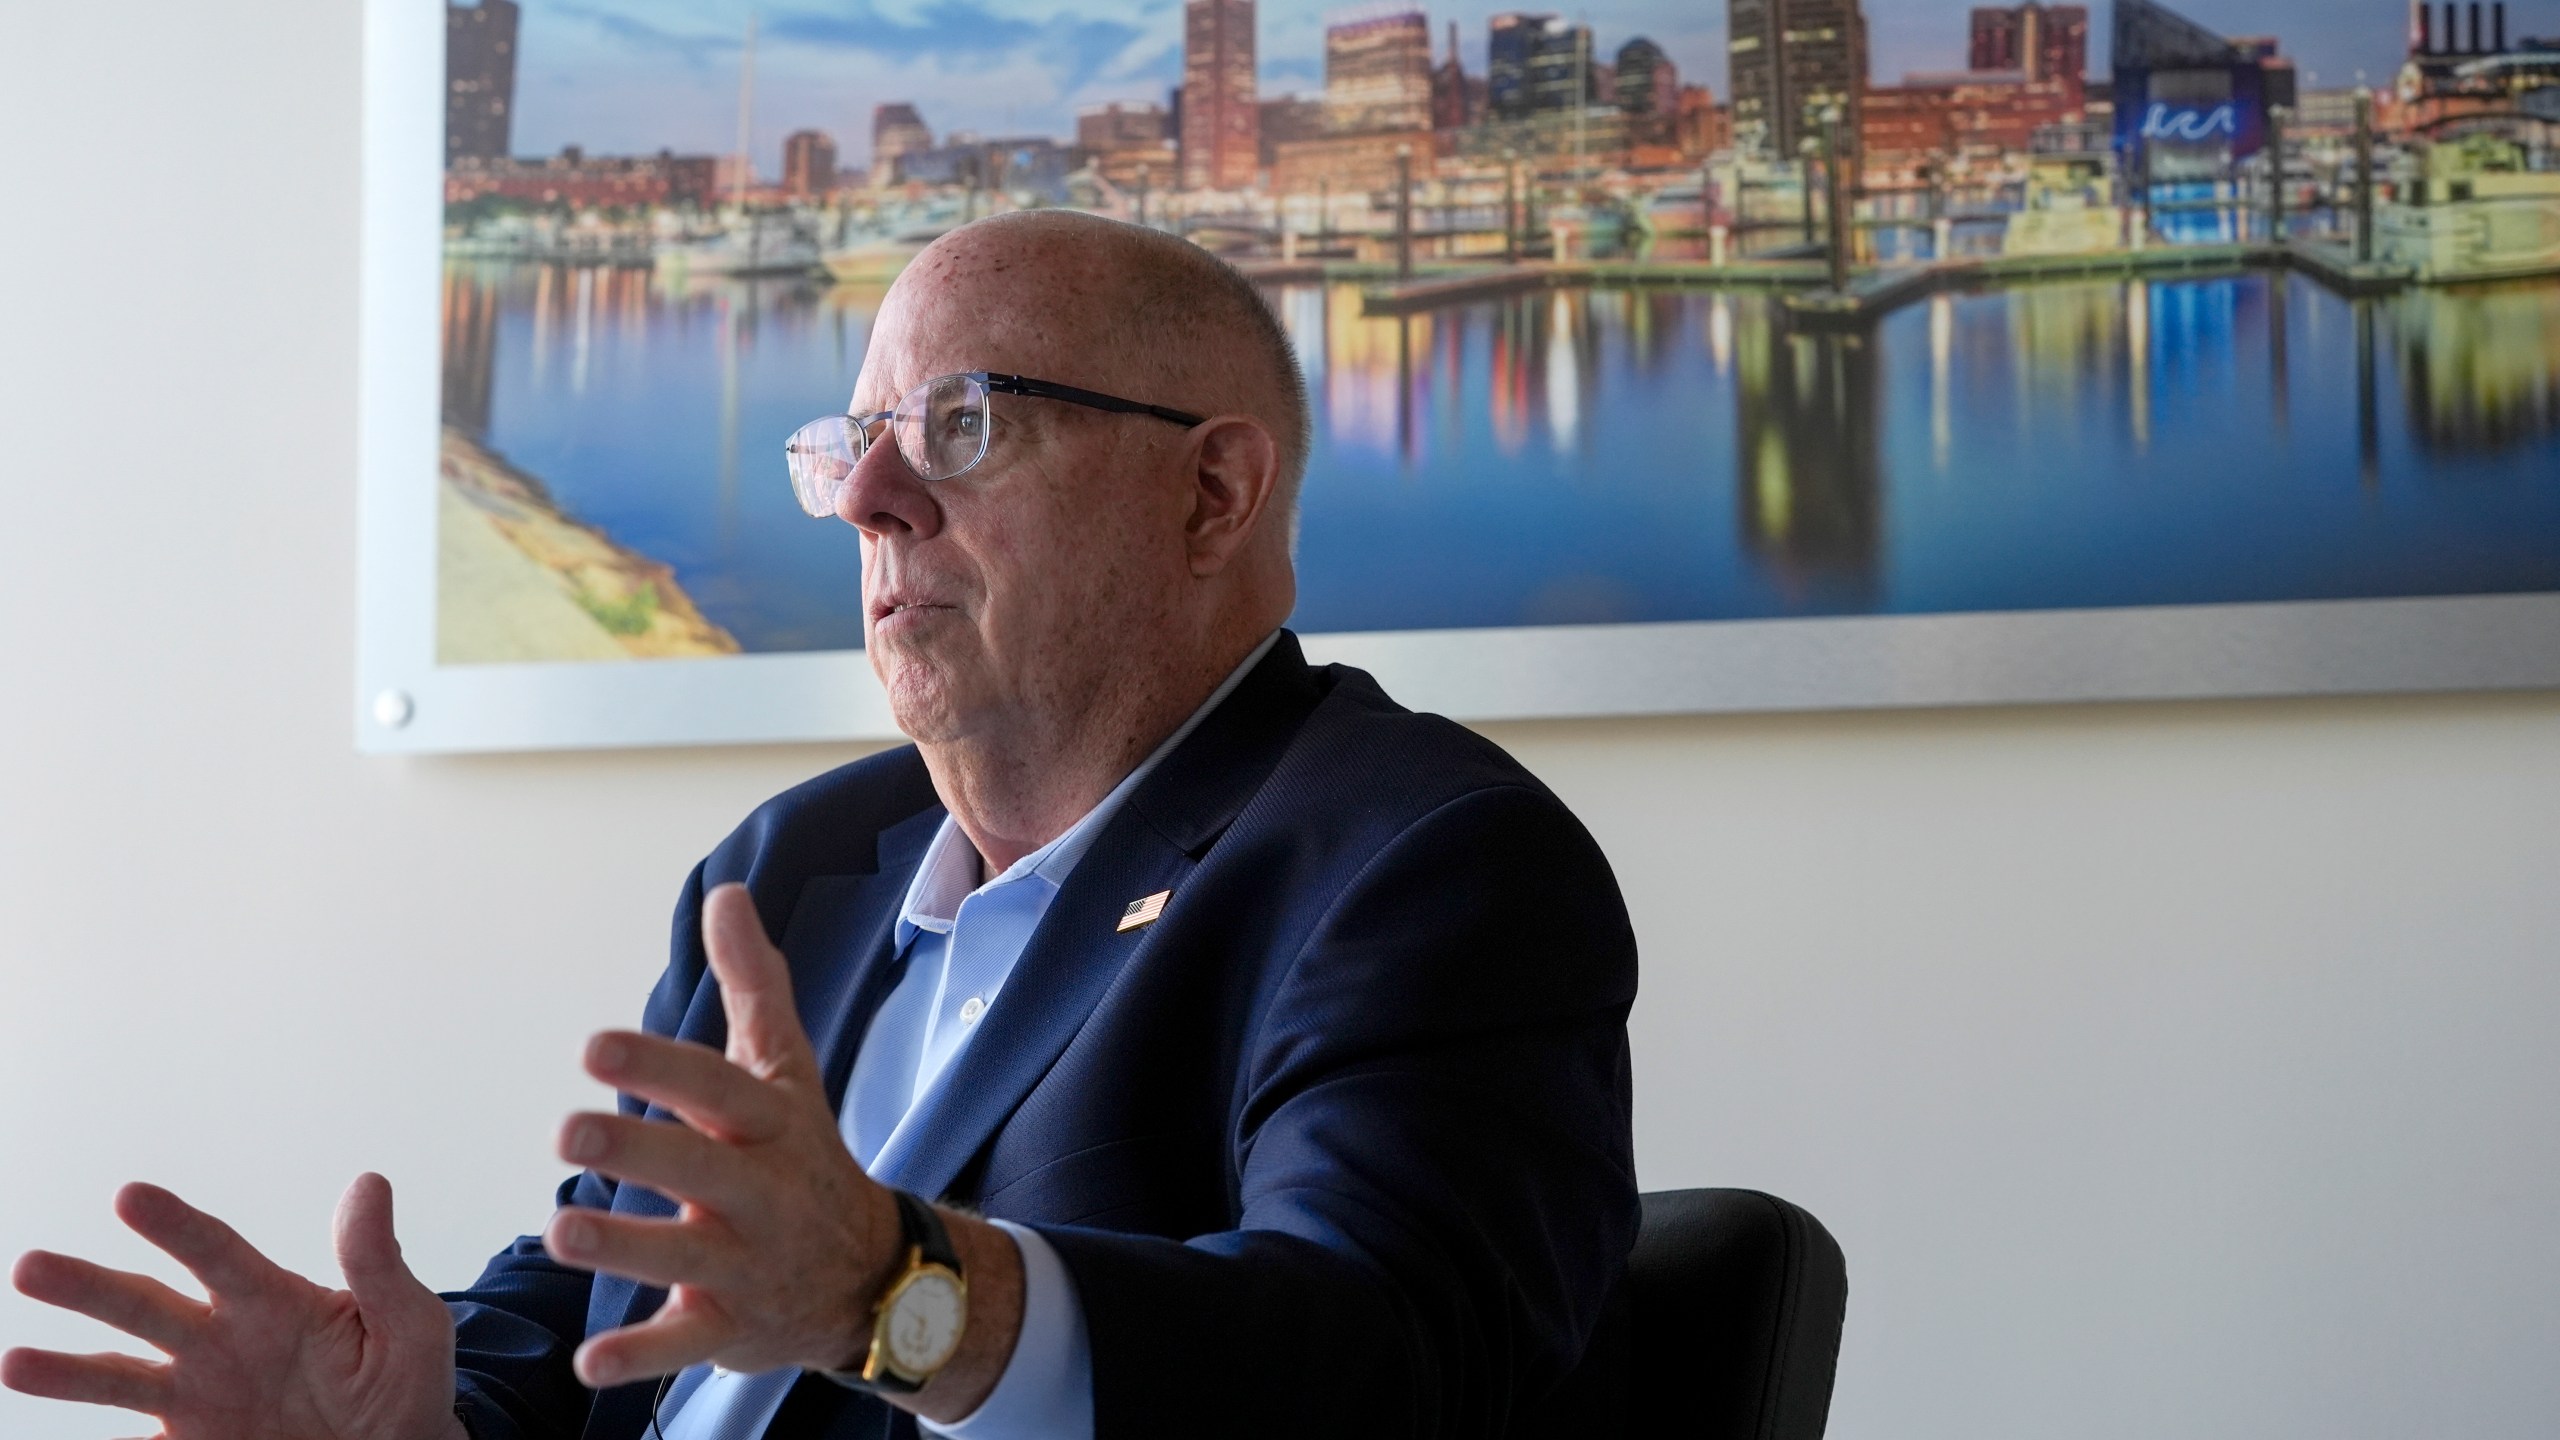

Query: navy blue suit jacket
[446,634,1640,1439]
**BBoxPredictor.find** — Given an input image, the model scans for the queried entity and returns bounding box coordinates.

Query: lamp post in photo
[1503,148,1519,263]
[2354,87,2377,263]
[1924,159,1952,260]
[2135,141,2154,249]
[1822,106,1850,290]
[2267,104,2289,243]
[1135,164,1151,229]
[1395,143,1415,280]
[1524,159,1542,257]
[1700,157,1716,256]
[1799,136,1820,246]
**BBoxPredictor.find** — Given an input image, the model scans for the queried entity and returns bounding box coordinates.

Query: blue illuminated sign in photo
[2141,102,2241,142]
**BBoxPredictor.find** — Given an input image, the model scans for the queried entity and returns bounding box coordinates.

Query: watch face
[883,1266,966,1377]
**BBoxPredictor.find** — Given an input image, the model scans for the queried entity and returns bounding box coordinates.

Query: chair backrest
[1626,1188,1848,1440]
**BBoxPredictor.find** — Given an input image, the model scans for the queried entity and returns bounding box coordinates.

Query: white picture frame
[357,0,2560,755]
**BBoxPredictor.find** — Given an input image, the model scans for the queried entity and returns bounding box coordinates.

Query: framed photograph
[358,0,2560,753]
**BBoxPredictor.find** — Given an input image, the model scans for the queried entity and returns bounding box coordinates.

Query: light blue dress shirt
[648,631,1282,1440]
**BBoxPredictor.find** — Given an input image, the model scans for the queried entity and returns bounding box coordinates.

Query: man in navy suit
[5,212,1637,1439]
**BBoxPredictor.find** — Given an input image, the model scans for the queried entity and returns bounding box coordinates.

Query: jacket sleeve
[1037,784,1641,1438]
[444,862,717,1440]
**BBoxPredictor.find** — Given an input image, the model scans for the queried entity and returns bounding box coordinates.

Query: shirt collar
[895,629,1284,939]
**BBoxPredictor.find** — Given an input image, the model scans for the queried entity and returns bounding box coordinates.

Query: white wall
[4,5,2556,1438]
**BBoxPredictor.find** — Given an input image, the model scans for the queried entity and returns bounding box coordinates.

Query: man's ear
[1183,416,1282,578]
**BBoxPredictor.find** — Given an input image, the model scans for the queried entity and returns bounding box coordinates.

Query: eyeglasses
[784,371,1206,517]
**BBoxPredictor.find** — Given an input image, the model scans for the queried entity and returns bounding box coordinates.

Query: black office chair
[1626,1189,1849,1440]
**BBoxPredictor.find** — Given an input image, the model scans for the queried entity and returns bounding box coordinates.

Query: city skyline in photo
[485,0,2441,170]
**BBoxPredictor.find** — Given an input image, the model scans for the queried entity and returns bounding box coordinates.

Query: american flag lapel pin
[1117,889,1172,932]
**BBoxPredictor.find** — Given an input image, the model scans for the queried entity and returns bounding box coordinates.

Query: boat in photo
[655,209,824,278]
[820,198,963,282]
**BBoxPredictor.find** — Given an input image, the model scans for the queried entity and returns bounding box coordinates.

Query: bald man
[5,213,1638,1440]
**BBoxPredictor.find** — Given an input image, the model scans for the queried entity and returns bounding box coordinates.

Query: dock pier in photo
[1338,236,2435,327]
[1356,258,1836,315]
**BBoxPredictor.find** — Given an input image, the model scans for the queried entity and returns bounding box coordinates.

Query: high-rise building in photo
[1616,37,1679,114]
[1727,0,1868,159]
[1490,11,1596,119]
[1970,4,2089,93]
[1182,0,1259,190]
[2408,0,2523,57]
[2034,7,2088,91]
[872,103,932,185]
[1488,12,1549,120]
[1970,6,2019,69]
[1524,16,1597,114]
[1324,10,1433,134]
[445,0,520,166]
[782,130,838,196]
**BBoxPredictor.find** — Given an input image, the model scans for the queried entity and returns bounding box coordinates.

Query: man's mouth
[871,600,956,624]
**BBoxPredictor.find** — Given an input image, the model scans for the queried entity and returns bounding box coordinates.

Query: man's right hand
[3,1173,464,1440]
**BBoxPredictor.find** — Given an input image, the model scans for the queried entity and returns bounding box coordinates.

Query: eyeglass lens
[782,375,993,517]
[784,416,858,517]
[903,374,990,483]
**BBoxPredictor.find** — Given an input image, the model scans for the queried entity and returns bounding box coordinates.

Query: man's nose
[835,428,941,540]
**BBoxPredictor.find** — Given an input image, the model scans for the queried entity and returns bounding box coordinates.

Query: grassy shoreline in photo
[438,427,740,664]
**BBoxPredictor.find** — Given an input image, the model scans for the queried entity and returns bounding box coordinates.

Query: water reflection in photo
[439,263,2560,653]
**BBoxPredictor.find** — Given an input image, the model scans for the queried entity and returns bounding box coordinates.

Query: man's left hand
[544,882,901,1388]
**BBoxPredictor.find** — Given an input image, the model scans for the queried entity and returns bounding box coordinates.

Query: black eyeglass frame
[805,370,1206,496]
[960,372,1204,429]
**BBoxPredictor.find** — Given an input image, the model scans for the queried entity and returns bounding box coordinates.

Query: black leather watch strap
[819,1189,965,1396]
[893,1189,960,1275]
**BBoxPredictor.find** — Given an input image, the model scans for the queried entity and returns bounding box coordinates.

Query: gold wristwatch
[827,1189,968,1396]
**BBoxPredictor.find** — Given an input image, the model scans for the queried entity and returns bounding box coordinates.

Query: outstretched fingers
[572,1294,730,1389]
[9,1251,204,1352]
[112,1183,286,1303]
[0,1345,173,1413]
[700,884,817,1080]
[543,1206,734,1293]
[582,1032,790,1144]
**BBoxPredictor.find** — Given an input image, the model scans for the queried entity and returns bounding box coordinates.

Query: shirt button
[959,996,985,1025]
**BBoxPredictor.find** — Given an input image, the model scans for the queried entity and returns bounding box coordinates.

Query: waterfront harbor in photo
[431,0,2560,664]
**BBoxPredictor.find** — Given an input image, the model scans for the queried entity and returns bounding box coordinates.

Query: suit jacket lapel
[878,813,1197,1201]
[793,804,944,1111]
[881,634,1325,1202]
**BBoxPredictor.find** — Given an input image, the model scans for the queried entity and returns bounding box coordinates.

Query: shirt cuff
[919,1220,1094,1440]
